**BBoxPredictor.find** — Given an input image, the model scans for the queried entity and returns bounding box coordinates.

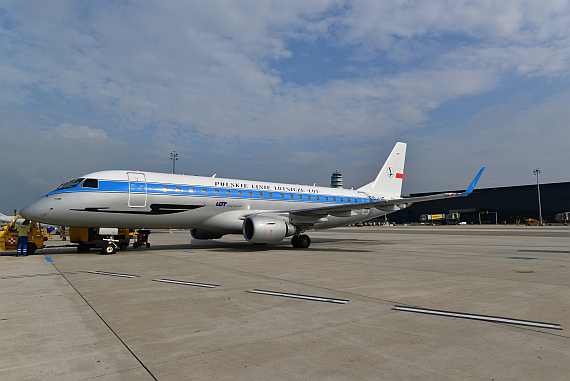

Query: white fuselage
[20,170,390,232]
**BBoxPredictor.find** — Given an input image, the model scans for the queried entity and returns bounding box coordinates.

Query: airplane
[0,212,17,225]
[20,143,484,251]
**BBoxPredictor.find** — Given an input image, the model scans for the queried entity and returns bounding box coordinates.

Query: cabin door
[127,172,147,208]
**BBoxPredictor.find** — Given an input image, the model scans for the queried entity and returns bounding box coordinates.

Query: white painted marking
[393,306,562,330]
[153,279,219,288]
[248,289,348,304]
[87,271,139,278]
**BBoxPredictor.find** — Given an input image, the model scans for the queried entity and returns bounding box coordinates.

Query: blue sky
[1,1,569,213]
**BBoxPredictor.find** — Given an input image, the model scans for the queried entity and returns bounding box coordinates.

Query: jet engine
[242,215,296,244]
[190,229,225,240]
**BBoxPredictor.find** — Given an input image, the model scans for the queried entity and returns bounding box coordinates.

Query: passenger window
[298,195,302,200]
[333,197,336,202]
[280,194,285,199]
[316,196,320,201]
[325,196,329,201]
[238,191,242,196]
[81,178,98,188]
[214,189,220,195]
[189,188,195,194]
[307,195,311,200]
[162,186,168,191]
[202,188,207,194]
[226,190,231,196]
[248,191,253,197]
[176,187,182,193]
[340,198,344,202]
[289,194,294,199]
[259,192,263,197]
[347,198,350,202]
[269,193,273,198]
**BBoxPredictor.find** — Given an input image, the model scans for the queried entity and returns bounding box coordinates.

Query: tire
[101,244,115,255]
[298,234,311,248]
[291,235,300,248]
[146,243,150,248]
[120,243,127,250]
[27,242,37,256]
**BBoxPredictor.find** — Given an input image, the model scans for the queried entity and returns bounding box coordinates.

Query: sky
[1,1,569,213]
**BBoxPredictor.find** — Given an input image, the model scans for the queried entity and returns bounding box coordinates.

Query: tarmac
[1,225,569,380]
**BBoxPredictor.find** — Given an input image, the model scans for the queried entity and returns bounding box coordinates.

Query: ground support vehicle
[446,212,460,225]
[420,214,446,225]
[555,212,570,225]
[69,227,131,254]
[0,216,46,255]
[132,229,151,249]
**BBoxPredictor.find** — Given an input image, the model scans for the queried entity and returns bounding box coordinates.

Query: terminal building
[388,181,570,224]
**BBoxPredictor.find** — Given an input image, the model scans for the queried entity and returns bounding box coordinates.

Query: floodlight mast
[170,151,179,174]
[533,168,543,225]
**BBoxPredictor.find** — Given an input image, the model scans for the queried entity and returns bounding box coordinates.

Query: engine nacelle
[242,215,296,244]
[190,229,225,240]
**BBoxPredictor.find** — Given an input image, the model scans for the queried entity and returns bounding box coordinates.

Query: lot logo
[216,201,227,206]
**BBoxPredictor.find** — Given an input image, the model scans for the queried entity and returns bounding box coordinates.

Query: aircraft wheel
[291,235,300,248]
[146,243,150,248]
[298,234,311,248]
[101,244,115,255]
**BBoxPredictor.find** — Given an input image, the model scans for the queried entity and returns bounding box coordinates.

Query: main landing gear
[291,234,311,249]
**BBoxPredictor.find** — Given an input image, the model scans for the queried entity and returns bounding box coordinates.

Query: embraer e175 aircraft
[20,143,484,249]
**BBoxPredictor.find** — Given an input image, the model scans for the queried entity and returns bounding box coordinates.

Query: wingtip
[463,167,485,195]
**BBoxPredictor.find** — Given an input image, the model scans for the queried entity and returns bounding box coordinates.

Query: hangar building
[388,181,570,224]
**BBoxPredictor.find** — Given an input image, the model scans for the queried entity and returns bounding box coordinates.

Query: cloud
[402,90,570,192]
[1,1,570,212]
[54,123,107,139]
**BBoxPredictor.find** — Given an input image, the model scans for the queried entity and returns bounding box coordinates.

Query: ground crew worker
[15,220,32,256]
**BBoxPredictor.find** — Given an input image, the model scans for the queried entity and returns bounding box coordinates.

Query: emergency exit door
[128,172,147,207]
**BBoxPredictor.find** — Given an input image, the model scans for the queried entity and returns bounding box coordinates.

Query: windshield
[56,178,84,190]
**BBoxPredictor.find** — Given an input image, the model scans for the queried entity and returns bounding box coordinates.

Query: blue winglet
[463,167,485,195]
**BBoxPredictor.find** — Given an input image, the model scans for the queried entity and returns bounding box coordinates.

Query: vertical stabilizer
[358,142,406,198]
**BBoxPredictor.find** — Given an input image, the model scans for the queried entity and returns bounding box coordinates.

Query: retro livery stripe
[49,180,369,204]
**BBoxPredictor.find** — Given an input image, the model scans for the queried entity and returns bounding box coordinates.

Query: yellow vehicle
[69,227,131,254]
[0,216,47,255]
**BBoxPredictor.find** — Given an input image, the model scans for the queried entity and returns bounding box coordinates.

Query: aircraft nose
[20,199,44,221]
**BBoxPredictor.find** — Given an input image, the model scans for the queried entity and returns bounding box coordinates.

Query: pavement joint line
[393,306,563,330]
[152,279,219,288]
[1,271,88,279]
[46,260,158,380]
[247,289,349,304]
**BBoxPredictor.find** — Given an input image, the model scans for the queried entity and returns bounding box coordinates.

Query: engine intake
[242,215,296,244]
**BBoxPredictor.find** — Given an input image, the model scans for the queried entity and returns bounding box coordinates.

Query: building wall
[388,182,570,224]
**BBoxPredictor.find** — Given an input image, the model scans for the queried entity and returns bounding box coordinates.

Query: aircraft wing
[264,167,485,218]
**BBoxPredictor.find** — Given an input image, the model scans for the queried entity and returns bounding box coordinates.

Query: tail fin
[358,142,406,197]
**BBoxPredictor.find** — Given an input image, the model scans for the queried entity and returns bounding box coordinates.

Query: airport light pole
[170,151,179,174]
[533,168,543,225]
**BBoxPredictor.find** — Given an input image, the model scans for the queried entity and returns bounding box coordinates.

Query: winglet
[462,167,485,195]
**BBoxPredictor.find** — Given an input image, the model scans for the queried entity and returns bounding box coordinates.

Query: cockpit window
[81,178,99,188]
[56,178,84,190]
